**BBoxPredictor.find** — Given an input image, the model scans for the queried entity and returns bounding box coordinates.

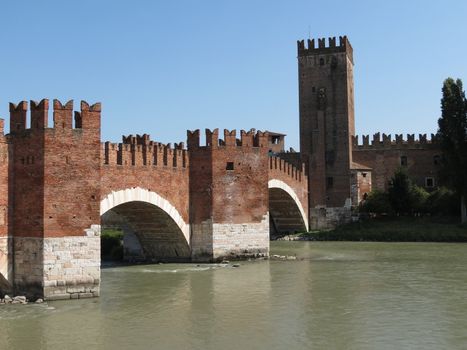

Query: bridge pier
[188,129,271,262]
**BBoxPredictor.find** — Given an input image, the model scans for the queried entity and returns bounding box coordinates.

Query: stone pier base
[310,206,352,230]
[13,233,100,300]
[0,236,12,294]
[192,214,270,262]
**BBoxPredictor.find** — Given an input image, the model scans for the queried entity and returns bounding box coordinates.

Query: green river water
[1,242,467,350]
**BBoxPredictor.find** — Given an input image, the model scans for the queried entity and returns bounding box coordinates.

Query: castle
[0,36,441,300]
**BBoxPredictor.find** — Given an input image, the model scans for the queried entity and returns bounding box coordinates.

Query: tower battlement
[8,99,100,135]
[297,36,353,61]
[352,133,440,150]
[187,128,269,149]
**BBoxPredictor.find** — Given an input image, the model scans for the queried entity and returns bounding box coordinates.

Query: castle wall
[352,134,441,191]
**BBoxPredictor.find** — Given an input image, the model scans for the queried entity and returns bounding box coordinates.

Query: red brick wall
[352,140,441,191]
[42,100,101,237]
[101,139,189,223]
[9,101,45,238]
[188,129,270,225]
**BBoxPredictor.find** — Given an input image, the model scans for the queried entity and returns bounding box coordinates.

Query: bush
[410,185,430,214]
[426,187,459,216]
[359,190,393,214]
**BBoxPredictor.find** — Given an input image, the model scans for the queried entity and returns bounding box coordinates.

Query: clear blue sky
[1,0,466,149]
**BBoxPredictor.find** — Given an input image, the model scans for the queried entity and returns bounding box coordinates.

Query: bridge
[0,99,308,300]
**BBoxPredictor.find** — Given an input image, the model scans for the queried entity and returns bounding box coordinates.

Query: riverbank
[278,217,467,242]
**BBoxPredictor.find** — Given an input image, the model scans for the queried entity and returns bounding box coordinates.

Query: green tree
[388,168,413,215]
[437,78,467,222]
[359,190,392,215]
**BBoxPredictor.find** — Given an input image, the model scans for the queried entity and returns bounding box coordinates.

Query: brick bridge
[0,99,308,300]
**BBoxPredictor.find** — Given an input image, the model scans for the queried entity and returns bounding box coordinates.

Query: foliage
[410,185,430,213]
[437,78,467,221]
[388,168,414,214]
[359,190,392,214]
[101,229,124,261]
[360,170,454,217]
[426,187,459,216]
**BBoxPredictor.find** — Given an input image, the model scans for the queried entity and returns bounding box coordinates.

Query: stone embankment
[0,295,44,305]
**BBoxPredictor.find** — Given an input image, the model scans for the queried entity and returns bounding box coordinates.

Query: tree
[388,168,413,215]
[437,78,467,223]
[359,189,392,215]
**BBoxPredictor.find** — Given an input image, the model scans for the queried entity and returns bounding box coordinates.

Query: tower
[187,128,270,261]
[8,99,101,299]
[298,36,355,227]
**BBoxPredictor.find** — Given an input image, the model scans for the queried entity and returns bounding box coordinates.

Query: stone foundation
[310,206,352,229]
[190,221,214,261]
[43,235,100,300]
[13,231,100,300]
[192,214,270,262]
[13,237,44,297]
[0,236,12,294]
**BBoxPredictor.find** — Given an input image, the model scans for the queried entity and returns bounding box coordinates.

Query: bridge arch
[268,179,308,236]
[100,187,190,261]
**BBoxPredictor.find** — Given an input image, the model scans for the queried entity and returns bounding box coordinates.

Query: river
[1,242,467,350]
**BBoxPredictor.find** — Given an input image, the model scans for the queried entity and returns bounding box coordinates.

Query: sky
[1,0,466,149]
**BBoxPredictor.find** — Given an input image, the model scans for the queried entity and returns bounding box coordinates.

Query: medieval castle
[0,36,441,300]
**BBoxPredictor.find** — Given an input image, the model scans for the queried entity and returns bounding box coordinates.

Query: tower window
[226,162,234,171]
[319,58,325,66]
[400,156,407,167]
[433,155,440,165]
[425,177,435,188]
[326,177,334,189]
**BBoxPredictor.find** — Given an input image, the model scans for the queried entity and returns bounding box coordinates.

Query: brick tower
[297,36,355,228]
[9,99,101,299]
[187,129,270,261]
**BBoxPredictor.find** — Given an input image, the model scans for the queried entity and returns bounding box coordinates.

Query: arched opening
[100,188,190,263]
[268,180,308,239]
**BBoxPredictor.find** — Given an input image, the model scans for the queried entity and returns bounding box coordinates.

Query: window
[326,177,334,189]
[362,172,367,178]
[319,58,325,66]
[425,177,435,188]
[433,155,441,165]
[226,162,234,171]
[400,156,407,167]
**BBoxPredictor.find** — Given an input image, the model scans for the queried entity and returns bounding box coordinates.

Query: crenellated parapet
[297,36,353,62]
[8,99,101,135]
[352,133,440,150]
[187,128,269,150]
[269,156,307,183]
[103,134,188,168]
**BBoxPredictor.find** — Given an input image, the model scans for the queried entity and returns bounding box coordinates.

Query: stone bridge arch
[268,179,309,236]
[100,187,190,262]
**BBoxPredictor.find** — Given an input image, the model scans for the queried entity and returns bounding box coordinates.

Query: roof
[350,161,372,171]
[266,131,286,137]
